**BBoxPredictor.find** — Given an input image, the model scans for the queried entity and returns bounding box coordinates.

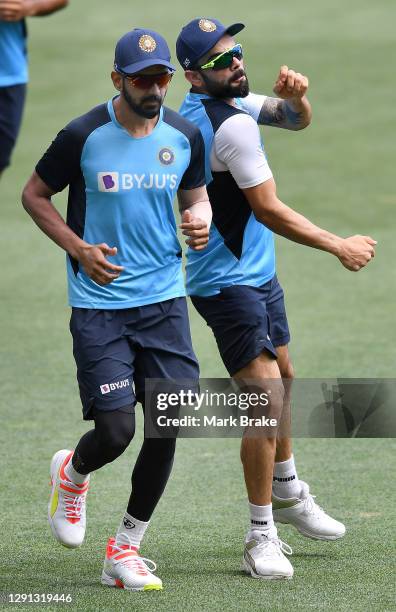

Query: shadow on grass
[291,551,338,559]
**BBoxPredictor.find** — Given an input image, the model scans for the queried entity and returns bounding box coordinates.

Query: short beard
[122,80,162,119]
[199,69,250,99]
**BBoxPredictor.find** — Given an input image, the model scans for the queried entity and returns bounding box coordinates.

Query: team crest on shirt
[158,147,175,165]
[98,172,119,192]
[199,19,217,32]
[139,35,157,53]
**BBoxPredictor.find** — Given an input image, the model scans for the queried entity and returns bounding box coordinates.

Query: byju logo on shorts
[98,172,119,192]
[100,379,130,394]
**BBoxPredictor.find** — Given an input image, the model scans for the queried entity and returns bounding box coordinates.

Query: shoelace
[111,538,157,574]
[64,491,86,521]
[121,556,157,575]
[256,537,293,557]
[303,494,326,518]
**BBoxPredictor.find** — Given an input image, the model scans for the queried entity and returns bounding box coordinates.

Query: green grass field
[1,0,395,610]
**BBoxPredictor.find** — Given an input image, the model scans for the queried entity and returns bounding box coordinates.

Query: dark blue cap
[176,18,245,70]
[114,28,176,74]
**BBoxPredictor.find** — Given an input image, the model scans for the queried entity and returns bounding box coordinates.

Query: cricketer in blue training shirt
[21,28,212,591]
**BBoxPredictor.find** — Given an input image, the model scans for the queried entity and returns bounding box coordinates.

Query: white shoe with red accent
[101,537,163,591]
[48,449,89,549]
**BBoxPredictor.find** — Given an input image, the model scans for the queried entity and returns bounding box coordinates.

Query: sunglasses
[116,68,174,89]
[199,44,243,71]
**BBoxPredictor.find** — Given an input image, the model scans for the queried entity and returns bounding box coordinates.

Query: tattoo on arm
[258,97,304,130]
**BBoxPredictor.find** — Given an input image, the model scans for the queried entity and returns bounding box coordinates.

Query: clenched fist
[337,235,377,271]
[0,0,28,21]
[180,209,210,251]
[273,65,309,100]
[77,243,124,285]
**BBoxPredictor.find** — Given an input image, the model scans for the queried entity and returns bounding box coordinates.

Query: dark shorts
[191,275,290,376]
[0,84,27,171]
[70,298,199,420]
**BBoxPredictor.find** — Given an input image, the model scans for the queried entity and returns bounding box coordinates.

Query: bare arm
[257,65,312,130]
[258,95,312,131]
[0,0,68,21]
[22,172,123,285]
[177,185,212,251]
[244,178,376,271]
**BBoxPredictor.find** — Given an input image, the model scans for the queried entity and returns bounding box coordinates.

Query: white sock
[64,454,89,485]
[249,502,274,535]
[116,512,149,548]
[273,454,301,498]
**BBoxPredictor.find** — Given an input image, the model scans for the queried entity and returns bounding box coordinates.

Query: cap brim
[225,22,245,37]
[119,58,176,74]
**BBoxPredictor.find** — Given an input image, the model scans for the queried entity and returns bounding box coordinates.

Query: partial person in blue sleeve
[0,0,68,179]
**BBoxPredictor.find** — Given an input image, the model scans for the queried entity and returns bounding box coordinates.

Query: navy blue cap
[176,18,245,70]
[114,28,176,74]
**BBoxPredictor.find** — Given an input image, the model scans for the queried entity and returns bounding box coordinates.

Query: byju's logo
[97,171,178,191]
[98,172,119,192]
[100,379,130,395]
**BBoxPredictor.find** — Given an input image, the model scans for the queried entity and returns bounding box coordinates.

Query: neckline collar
[107,95,163,139]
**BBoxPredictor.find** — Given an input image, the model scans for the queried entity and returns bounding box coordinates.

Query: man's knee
[95,407,136,457]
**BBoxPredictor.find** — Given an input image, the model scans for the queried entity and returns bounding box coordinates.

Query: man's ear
[184,69,204,89]
[111,71,123,92]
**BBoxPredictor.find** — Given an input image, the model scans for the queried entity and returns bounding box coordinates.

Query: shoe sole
[296,527,345,541]
[242,560,293,580]
[274,517,345,541]
[48,450,82,549]
[101,571,163,591]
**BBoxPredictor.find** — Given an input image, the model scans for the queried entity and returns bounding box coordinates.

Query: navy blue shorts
[191,275,290,376]
[0,84,27,171]
[70,298,199,420]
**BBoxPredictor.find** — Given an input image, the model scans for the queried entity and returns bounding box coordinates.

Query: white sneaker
[273,480,346,540]
[243,527,294,580]
[48,449,89,549]
[101,537,163,591]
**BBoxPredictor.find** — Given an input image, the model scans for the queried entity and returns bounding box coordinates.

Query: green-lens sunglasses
[199,44,243,71]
